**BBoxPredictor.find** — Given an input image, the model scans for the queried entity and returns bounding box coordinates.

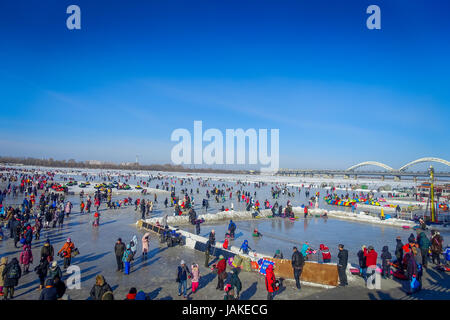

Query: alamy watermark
[170,121,279,173]
[66,265,81,289]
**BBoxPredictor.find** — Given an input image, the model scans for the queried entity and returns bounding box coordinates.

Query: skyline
[0,0,449,170]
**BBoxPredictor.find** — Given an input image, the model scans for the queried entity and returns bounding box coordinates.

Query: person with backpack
[19,243,33,274]
[34,257,49,290]
[291,246,305,290]
[122,244,134,275]
[90,275,113,300]
[229,267,242,299]
[40,239,54,263]
[58,238,75,269]
[48,261,63,280]
[416,230,430,269]
[2,257,21,300]
[176,260,191,298]
[430,230,443,266]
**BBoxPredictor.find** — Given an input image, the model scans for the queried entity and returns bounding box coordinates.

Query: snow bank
[145,208,274,226]
[295,208,416,228]
[68,184,170,196]
[145,206,416,229]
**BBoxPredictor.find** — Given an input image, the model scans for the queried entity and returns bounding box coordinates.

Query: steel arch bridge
[398,157,450,171]
[346,157,450,172]
[346,161,394,171]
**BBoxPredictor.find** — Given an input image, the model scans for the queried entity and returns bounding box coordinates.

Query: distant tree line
[0,156,254,174]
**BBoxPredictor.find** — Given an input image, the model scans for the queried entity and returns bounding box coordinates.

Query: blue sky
[0,0,449,170]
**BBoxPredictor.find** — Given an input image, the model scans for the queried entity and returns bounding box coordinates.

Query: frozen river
[180,216,441,266]
[3,166,449,268]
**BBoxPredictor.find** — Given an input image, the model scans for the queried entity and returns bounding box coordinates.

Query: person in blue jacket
[239,240,252,255]
[122,244,134,275]
[300,242,309,257]
[39,278,58,300]
[228,220,236,238]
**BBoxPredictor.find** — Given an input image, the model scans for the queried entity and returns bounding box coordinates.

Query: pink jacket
[191,265,200,282]
[142,233,150,252]
[20,245,33,265]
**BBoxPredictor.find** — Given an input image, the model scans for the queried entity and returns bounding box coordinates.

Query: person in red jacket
[319,244,331,263]
[364,246,378,268]
[215,255,227,291]
[364,246,378,283]
[265,264,278,300]
[222,238,229,250]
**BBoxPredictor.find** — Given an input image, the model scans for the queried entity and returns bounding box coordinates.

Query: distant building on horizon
[121,162,137,166]
[85,160,106,165]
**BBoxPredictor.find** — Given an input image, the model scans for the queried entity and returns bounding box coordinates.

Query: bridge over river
[277,157,450,181]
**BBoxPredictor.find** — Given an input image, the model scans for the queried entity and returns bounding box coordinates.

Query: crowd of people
[0,167,448,300]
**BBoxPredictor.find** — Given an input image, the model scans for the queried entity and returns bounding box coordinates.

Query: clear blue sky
[0,0,449,170]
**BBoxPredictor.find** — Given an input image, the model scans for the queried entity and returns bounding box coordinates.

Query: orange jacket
[59,242,75,257]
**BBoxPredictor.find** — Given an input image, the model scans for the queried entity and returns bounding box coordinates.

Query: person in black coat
[12,219,22,248]
[395,237,404,269]
[24,225,33,245]
[291,247,304,290]
[209,230,216,246]
[357,246,368,281]
[337,244,348,286]
[408,233,416,244]
[8,216,20,240]
[2,258,21,300]
[39,278,58,300]
[54,275,66,299]
[34,257,49,290]
[114,238,126,271]
[90,275,113,300]
[381,246,392,279]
